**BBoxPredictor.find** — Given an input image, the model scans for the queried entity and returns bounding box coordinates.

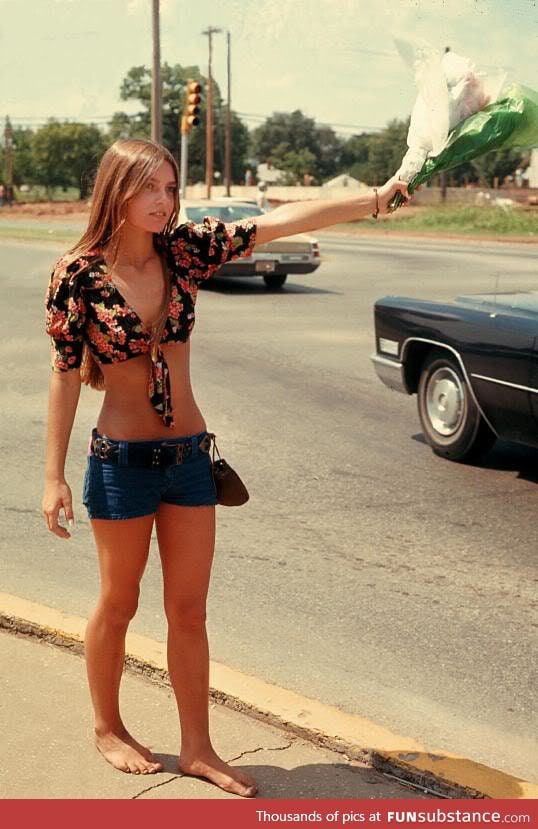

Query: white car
[177,199,321,290]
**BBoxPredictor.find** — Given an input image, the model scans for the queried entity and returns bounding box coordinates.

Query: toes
[222,778,257,797]
[236,783,257,797]
[141,750,163,771]
[238,780,257,797]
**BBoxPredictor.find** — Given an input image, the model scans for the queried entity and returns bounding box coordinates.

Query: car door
[528,335,538,432]
[464,308,536,445]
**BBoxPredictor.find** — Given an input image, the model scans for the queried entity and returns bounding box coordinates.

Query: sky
[1,0,536,137]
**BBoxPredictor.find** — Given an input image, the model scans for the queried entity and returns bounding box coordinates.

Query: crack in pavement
[131,741,294,799]
[227,740,294,764]
[132,774,184,800]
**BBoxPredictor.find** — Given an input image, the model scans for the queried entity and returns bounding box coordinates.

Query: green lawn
[0,225,81,243]
[347,205,538,237]
[11,185,83,203]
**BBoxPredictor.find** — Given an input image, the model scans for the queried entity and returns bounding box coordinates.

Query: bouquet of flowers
[389,39,538,210]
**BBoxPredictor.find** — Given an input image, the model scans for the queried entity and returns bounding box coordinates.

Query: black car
[371,291,538,462]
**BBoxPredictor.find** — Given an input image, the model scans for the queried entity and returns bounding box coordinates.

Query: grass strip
[347,206,537,237]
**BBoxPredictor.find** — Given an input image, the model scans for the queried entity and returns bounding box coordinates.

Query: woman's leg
[85,513,163,774]
[155,502,257,797]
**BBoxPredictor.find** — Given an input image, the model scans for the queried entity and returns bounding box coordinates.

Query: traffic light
[184,80,202,132]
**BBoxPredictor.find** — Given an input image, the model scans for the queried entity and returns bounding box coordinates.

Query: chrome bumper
[370,353,408,394]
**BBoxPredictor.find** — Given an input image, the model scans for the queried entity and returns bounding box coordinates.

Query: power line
[236,112,383,131]
[5,111,387,134]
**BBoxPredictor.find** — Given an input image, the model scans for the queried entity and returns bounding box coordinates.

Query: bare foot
[178,747,257,797]
[95,727,163,774]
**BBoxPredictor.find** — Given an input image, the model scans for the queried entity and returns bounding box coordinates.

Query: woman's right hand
[42,479,75,539]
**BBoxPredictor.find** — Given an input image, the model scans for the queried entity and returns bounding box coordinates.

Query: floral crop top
[45,217,257,428]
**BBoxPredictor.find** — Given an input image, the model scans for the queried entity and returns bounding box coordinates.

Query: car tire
[263,274,287,290]
[417,350,496,462]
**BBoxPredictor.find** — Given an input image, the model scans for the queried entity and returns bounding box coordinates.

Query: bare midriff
[95,338,207,441]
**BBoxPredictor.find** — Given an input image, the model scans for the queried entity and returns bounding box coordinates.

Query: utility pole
[225,30,232,196]
[202,26,222,199]
[151,0,162,144]
[4,116,13,191]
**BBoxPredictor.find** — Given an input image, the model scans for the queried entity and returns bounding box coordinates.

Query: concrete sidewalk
[1,594,536,801]
[0,629,431,800]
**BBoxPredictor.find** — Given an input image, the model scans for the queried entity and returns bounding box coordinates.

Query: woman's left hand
[377,177,411,214]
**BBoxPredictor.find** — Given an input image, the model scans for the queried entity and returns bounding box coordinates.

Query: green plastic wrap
[408,83,538,192]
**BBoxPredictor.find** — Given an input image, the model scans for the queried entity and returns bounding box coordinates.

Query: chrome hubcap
[426,367,465,436]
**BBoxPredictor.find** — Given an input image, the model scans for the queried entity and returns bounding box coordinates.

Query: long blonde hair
[61,138,180,390]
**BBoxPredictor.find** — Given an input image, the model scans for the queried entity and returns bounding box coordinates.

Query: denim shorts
[82,428,218,520]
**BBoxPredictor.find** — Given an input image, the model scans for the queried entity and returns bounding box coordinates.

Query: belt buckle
[93,436,115,460]
[162,442,185,465]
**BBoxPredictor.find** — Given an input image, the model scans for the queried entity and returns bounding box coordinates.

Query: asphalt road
[2,234,537,783]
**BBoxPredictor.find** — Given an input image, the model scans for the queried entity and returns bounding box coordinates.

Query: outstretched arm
[254,177,410,246]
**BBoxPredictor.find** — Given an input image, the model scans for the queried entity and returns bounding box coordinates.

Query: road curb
[1,592,536,800]
[315,229,538,245]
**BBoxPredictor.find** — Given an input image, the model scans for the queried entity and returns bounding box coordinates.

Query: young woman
[41,138,409,797]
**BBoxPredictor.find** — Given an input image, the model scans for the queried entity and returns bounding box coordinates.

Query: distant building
[323,173,368,189]
[256,160,286,184]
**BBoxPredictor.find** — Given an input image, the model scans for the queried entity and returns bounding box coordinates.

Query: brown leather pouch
[210,436,249,507]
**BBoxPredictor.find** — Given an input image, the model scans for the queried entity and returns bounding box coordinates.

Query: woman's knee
[97,588,140,626]
[164,599,207,630]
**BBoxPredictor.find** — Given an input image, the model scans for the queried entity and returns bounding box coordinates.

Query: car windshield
[184,205,264,223]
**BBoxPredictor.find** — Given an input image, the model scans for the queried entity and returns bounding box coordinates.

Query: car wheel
[417,350,496,462]
[263,274,287,290]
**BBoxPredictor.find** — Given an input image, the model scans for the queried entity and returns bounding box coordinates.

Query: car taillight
[311,242,320,258]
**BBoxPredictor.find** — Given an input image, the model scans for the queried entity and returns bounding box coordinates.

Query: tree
[32,121,106,198]
[251,111,317,157]
[107,111,149,143]
[249,110,342,182]
[62,124,107,198]
[471,147,525,186]
[0,127,35,186]
[274,148,317,185]
[32,121,74,195]
[111,62,250,184]
[341,133,371,182]
[364,118,409,185]
[213,109,250,186]
[315,125,343,181]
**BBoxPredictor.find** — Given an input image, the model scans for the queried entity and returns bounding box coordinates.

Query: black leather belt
[90,431,213,468]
